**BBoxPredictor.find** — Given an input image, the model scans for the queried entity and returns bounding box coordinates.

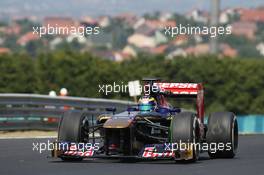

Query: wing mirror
[127,107,138,112]
[106,107,116,114]
[169,108,181,114]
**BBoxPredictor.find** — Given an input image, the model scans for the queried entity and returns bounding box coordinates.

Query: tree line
[0,51,263,114]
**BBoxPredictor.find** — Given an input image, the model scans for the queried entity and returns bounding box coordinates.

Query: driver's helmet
[138,96,157,112]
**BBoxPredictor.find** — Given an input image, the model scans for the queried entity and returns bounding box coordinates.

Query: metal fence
[0,94,135,131]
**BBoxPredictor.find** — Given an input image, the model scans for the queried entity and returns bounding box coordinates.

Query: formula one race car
[51,78,238,162]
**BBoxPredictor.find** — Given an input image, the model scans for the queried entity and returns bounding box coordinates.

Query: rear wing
[154,83,204,122]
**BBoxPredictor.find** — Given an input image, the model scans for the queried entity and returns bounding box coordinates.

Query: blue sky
[0,0,263,18]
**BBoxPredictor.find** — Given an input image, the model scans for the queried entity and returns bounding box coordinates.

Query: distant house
[122,45,138,57]
[128,27,167,49]
[240,9,264,22]
[186,9,209,23]
[127,34,156,48]
[159,12,173,22]
[185,44,210,56]
[113,51,132,62]
[185,43,237,58]
[193,35,203,43]
[149,44,169,55]
[98,16,110,28]
[134,23,156,36]
[0,37,4,45]
[80,16,98,26]
[82,16,94,23]
[256,43,264,56]
[231,21,257,40]
[219,12,229,24]
[167,48,187,59]
[170,35,189,46]
[0,47,10,54]
[154,30,168,44]
[3,24,21,35]
[133,18,146,29]
[17,32,40,46]
[91,50,130,62]
[145,19,176,29]
[43,17,77,36]
[66,33,86,43]
[220,8,236,24]
[49,37,63,50]
[220,44,237,58]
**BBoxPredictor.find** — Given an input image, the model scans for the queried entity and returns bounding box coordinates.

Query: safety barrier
[0,93,135,131]
[237,115,264,134]
[0,94,263,134]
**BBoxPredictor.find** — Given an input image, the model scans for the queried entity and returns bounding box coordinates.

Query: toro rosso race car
[51,78,238,162]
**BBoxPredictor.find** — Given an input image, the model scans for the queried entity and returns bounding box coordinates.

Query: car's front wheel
[170,112,200,162]
[58,111,90,161]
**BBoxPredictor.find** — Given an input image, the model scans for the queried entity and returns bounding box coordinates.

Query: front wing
[51,142,193,161]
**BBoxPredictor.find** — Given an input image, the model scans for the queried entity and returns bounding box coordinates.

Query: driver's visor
[138,104,154,111]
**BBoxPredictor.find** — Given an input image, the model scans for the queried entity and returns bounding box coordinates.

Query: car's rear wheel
[58,111,90,161]
[170,112,200,163]
[207,112,238,158]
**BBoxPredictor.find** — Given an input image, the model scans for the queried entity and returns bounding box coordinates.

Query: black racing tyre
[207,112,238,158]
[58,110,90,161]
[170,112,200,163]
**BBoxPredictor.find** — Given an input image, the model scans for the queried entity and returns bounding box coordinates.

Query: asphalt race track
[0,135,263,175]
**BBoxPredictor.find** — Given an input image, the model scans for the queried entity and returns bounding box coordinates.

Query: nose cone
[103,118,132,128]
